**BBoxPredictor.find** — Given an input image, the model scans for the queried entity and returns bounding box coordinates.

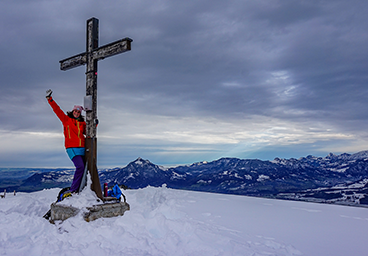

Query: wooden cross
[59,17,132,199]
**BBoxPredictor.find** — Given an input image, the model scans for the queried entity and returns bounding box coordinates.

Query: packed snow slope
[0,185,367,256]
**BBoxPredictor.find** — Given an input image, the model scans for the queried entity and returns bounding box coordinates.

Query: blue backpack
[108,184,122,200]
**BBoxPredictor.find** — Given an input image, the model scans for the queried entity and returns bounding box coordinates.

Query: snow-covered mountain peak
[130,158,160,169]
[133,157,146,165]
[350,150,368,160]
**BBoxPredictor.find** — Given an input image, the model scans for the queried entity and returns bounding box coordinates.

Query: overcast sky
[1,0,368,168]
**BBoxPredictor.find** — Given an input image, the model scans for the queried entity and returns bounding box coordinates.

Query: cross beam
[59,17,132,199]
[60,38,132,71]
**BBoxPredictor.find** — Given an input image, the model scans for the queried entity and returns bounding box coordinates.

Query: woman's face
[73,110,81,118]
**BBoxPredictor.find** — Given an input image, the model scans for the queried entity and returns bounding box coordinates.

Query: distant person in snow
[46,89,86,193]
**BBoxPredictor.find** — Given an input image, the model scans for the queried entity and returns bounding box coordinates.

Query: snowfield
[0,185,367,256]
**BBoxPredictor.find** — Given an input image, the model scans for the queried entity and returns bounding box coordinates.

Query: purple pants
[70,155,85,192]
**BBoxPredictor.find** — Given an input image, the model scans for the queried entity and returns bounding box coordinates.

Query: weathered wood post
[59,17,132,199]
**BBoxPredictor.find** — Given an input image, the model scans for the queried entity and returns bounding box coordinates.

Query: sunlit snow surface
[0,185,367,256]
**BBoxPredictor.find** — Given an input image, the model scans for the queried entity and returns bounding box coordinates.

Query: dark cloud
[1,0,368,167]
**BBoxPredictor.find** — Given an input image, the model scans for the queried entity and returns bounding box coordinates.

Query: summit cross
[59,17,132,199]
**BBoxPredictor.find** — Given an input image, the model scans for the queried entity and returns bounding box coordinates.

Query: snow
[1,185,368,256]
[329,167,349,173]
[135,158,144,165]
[245,174,252,180]
[257,174,270,182]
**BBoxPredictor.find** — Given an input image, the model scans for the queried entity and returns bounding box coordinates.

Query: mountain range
[1,151,368,206]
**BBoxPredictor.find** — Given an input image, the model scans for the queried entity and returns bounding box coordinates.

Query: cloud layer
[1,0,368,167]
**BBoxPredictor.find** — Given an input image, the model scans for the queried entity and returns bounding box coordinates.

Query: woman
[46,89,86,193]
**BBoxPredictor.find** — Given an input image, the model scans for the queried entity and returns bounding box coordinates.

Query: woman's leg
[70,155,85,192]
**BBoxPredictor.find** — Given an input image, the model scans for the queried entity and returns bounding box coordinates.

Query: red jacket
[48,97,86,149]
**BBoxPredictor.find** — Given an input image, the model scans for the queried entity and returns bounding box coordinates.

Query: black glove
[46,89,53,99]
